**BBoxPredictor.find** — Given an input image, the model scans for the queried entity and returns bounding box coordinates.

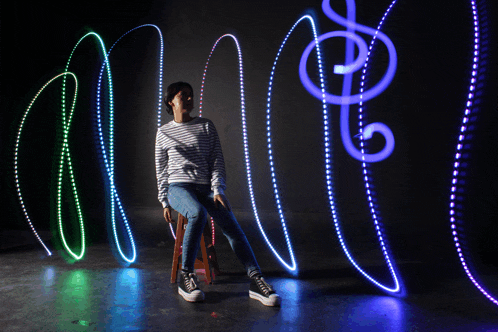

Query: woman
[155,81,280,306]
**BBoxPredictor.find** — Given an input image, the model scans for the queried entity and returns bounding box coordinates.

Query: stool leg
[199,235,212,284]
[171,215,186,283]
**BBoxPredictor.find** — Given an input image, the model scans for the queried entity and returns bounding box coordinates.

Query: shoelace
[184,273,198,292]
[255,277,273,295]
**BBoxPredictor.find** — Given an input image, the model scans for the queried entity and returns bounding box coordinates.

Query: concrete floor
[1,208,498,331]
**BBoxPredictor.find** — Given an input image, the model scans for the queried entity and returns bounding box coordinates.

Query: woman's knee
[185,205,207,223]
[218,219,246,241]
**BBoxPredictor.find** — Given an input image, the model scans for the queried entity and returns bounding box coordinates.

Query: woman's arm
[155,129,170,209]
[207,120,227,196]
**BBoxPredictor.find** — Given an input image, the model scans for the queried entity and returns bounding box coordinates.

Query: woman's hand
[214,194,231,211]
[164,207,173,223]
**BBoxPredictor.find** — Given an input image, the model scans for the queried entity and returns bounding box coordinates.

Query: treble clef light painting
[300,0,402,293]
[300,0,396,163]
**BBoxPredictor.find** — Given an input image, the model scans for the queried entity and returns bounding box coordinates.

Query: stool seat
[171,214,212,284]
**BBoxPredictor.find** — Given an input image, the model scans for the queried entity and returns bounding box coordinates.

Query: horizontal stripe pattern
[155,117,226,208]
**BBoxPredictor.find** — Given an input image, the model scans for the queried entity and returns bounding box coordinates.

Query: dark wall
[2,0,497,264]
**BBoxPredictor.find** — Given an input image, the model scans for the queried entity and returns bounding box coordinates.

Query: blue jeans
[167,183,261,276]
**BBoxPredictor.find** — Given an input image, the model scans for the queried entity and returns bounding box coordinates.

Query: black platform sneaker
[249,275,281,306]
[179,271,205,302]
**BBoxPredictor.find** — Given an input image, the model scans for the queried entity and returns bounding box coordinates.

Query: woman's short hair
[164,81,193,115]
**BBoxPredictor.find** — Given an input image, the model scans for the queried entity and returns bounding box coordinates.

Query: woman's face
[169,87,193,113]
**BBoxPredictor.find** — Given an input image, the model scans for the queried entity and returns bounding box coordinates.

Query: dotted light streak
[14,72,79,257]
[100,25,169,240]
[264,15,329,272]
[356,0,402,293]
[57,92,86,261]
[59,33,115,260]
[96,25,164,263]
[199,34,298,271]
[449,1,498,306]
[198,35,246,246]
[197,34,239,245]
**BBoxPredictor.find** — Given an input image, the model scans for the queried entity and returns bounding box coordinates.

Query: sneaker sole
[179,287,205,302]
[249,290,281,307]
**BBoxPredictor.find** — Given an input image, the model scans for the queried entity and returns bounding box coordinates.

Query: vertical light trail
[262,15,328,272]
[96,25,164,263]
[14,72,78,257]
[197,35,248,246]
[198,34,243,246]
[200,34,282,262]
[356,0,402,294]
[448,0,498,306]
[60,32,111,260]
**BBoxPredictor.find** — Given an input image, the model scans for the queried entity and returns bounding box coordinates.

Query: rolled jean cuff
[248,268,262,279]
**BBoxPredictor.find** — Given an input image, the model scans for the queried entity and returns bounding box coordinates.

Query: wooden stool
[170,213,212,284]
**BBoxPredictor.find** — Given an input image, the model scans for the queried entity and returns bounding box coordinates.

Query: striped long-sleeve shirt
[155,117,226,208]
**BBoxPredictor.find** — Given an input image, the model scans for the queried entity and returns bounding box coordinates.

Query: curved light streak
[14,72,79,257]
[448,1,498,306]
[355,0,402,293]
[197,34,241,246]
[199,33,298,271]
[59,33,114,260]
[95,25,164,263]
[58,69,85,260]
[263,15,329,271]
[300,0,402,292]
[181,40,224,245]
